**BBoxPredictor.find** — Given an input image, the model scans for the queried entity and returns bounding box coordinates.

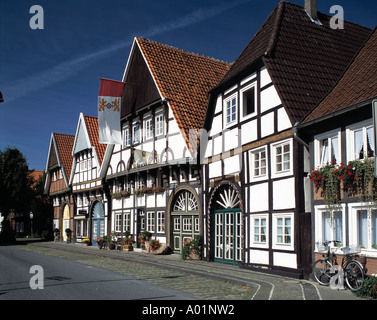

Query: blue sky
[1,0,376,171]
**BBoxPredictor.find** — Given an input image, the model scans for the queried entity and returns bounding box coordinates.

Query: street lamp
[29,211,34,238]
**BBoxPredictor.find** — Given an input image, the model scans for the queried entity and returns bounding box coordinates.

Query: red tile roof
[53,133,75,182]
[303,27,377,123]
[83,115,107,166]
[216,1,371,124]
[136,37,230,152]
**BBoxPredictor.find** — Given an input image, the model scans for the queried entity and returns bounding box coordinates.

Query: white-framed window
[132,121,140,145]
[224,94,237,126]
[273,213,294,250]
[115,213,122,232]
[250,146,268,180]
[251,214,268,248]
[122,125,131,147]
[155,113,164,137]
[240,82,257,120]
[346,120,375,161]
[271,139,293,178]
[314,129,341,167]
[348,203,377,253]
[314,205,345,249]
[144,117,153,140]
[147,211,155,232]
[157,211,165,233]
[123,212,130,233]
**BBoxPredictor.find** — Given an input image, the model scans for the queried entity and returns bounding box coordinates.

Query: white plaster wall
[223,155,240,175]
[249,183,269,212]
[261,112,274,138]
[223,128,239,152]
[241,119,257,145]
[209,160,221,179]
[260,66,272,88]
[277,108,291,132]
[260,85,282,113]
[273,178,295,210]
[273,252,297,269]
[249,249,269,265]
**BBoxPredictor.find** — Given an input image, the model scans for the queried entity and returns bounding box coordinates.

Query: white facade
[202,65,307,272]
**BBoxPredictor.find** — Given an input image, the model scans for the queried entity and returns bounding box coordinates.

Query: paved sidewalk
[25,241,364,300]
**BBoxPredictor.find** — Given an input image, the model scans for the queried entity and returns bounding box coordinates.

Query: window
[132,122,140,145]
[251,147,267,179]
[347,121,375,161]
[144,117,153,140]
[157,211,165,233]
[123,126,131,147]
[322,211,343,243]
[115,214,122,232]
[147,211,155,232]
[272,213,294,250]
[241,83,256,119]
[349,204,377,251]
[254,217,267,244]
[123,212,130,233]
[155,113,164,137]
[224,94,237,125]
[271,139,292,177]
[315,130,340,167]
[277,216,291,245]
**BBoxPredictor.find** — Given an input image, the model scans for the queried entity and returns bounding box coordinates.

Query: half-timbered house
[106,37,229,252]
[298,27,377,274]
[70,113,112,244]
[201,0,371,278]
[44,133,75,241]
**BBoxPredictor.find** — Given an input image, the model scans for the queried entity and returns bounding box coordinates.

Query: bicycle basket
[341,245,361,254]
[315,242,328,253]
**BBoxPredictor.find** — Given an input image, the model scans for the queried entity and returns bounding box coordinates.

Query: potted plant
[138,231,152,250]
[121,231,134,251]
[82,238,90,246]
[181,235,202,260]
[149,239,161,252]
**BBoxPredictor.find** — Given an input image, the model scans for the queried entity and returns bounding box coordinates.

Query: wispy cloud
[2,0,251,103]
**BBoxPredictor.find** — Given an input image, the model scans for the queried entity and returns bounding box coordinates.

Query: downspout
[292,122,309,148]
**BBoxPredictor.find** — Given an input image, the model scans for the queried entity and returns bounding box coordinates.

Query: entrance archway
[169,187,200,253]
[91,201,105,246]
[211,183,242,265]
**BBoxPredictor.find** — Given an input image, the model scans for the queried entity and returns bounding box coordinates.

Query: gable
[121,44,161,118]
[47,137,59,169]
[73,117,91,154]
[215,1,371,124]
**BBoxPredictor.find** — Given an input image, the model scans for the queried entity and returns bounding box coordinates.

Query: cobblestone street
[12,240,363,300]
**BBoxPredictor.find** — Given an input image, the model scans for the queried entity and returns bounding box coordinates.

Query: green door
[214,208,242,265]
[171,190,200,253]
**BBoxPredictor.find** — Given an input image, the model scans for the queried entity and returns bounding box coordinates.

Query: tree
[0,147,33,214]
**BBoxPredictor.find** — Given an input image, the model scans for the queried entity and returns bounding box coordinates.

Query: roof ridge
[136,36,230,66]
[265,1,285,57]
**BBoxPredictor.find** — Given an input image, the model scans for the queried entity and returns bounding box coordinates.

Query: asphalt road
[0,246,196,300]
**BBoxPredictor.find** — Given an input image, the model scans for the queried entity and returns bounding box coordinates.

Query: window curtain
[331,136,339,164]
[322,212,331,242]
[358,210,368,247]
[366,127,375,157]
[354,129,364,159]
[320,139,329,166]
[333,211,343,243]
[372,210,377,247]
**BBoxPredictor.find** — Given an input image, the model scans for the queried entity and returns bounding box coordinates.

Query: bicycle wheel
[313,259,332,286]
[344,260,364,291]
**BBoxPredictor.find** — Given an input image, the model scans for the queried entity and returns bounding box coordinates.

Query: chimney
[305,0,317,20]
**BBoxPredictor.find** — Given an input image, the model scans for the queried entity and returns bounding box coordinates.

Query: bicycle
[313,240,365,291]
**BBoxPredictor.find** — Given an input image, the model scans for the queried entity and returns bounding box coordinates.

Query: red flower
[348,171,352,176]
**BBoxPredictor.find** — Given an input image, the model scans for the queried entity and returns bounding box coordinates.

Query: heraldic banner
[98,78,125,144]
